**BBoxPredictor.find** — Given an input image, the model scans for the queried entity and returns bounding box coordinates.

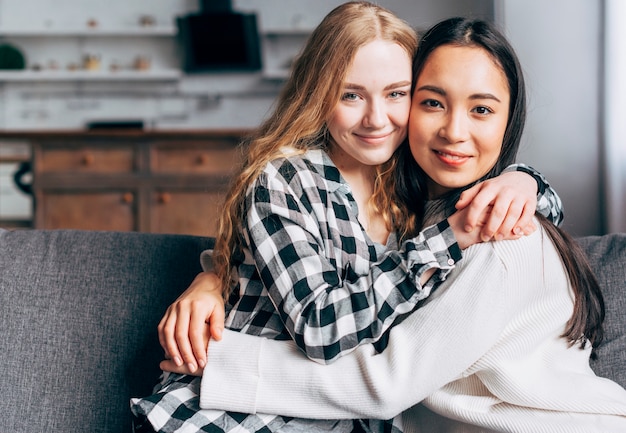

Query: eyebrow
[416,84,502,103]
[344,80,412,91]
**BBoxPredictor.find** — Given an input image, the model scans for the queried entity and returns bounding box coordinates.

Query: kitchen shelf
[263,29,311,37]
[0,69,181,82]
[261,68,290,80]
[0,26,177,36]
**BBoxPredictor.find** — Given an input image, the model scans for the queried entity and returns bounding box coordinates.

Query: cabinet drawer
[38,191,136,231]
[151,143,242,175]
[37,146,136,174]
[150,190,225,236]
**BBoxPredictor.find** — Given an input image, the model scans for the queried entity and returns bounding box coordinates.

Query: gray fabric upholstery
[579,234,626,387]
[0,229,213,433]
[0,228,623,432]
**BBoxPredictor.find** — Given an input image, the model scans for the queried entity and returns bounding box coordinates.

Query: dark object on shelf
[13,161,32,195]
[200,0,233,13]
[177,11,262,72]
[86,120,145,130]
[0,43,26,70]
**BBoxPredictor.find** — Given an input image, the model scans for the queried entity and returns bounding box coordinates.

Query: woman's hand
[160,359,204,376]
[455,171,537,242]
[158,271,225,374]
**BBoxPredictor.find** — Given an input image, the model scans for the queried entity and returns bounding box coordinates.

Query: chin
[365,151,396,166]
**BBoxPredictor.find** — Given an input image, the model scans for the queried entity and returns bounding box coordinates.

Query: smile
[434,150,470,165]
[355,132,393,145]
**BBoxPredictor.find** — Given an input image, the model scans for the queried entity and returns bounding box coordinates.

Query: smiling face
[326,38,412,172]
[408,44,510,198]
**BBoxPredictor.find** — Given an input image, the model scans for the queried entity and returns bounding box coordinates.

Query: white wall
[603,0,626,233]
[497,0,605,236]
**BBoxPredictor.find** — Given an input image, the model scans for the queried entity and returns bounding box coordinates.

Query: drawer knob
[81,154,95,166]
[122,192,134,204]
[158,192,171,204]
[196,154,209,165]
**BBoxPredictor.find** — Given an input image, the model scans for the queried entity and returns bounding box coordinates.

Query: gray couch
[0,229,624,432]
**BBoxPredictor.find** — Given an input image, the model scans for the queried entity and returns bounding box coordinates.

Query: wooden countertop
[0,129,251,139]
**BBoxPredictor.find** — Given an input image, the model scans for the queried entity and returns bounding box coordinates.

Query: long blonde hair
[213,1,418,296]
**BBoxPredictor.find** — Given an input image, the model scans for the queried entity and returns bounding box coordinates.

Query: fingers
[455,183,481,212]
[448,208,484,250]
[189,304,212,369]
[156,271,226,374]
[160,359,204,377]
[209,305,225,342]
[458,172,539,241]
[157,299,204,373]
[158,307,184,368]
[459,185,493,235]
[174,304,198,372]
[481,197,523,241]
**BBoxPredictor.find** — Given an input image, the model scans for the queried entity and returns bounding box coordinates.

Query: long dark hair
[396,17,604,354]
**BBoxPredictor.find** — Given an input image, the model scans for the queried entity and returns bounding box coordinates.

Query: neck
[326,147,388,244]
[327,144,377,183]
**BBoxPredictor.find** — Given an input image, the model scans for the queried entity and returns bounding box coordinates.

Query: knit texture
[200,226,626,431]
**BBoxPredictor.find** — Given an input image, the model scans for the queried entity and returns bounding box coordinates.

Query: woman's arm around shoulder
[243,162,462,364]
[199,241,514,419]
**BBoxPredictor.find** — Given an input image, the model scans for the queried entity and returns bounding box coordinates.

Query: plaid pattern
[131,151,564,432]
[226,149,462,363]
[131,374,402,433]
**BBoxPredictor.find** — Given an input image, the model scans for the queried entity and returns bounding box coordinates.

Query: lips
[434,149,470,166]
[355,132,394,145]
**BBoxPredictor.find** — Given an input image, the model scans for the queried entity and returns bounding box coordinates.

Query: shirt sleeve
[199,238,511,419]
[503,163,564,226]
[200,249,214,272]
[244,170,462,364]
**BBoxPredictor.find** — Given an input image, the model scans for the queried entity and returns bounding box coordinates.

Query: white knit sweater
[200,226,626,432]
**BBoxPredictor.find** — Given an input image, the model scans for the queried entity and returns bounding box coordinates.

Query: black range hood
[177,0,262,72]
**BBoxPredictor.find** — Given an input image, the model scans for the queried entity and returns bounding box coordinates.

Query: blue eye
[389,91,407,99]
[341,92,359,101]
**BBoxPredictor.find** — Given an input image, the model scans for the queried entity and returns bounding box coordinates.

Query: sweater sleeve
[200,240,513,419]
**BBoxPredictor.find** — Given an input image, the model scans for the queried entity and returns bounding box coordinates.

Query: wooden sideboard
[2,130,248,236]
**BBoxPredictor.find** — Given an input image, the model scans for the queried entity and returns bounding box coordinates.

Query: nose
[439,110,469,143]
[363,99,387,129]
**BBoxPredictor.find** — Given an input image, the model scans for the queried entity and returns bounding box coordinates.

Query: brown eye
[472,106,494,115]
[421,99,442,109]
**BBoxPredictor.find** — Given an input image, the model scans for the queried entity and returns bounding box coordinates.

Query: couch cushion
[0,229,213,433]
[579,234,626,388]
[0,229,623,431]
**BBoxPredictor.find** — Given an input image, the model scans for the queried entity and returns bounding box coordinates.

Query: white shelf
[0,69,181,82]
[261,68,290,80]
[0,26,177,36]
[262,29,311,37]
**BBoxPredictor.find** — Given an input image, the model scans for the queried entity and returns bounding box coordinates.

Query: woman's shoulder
[488,220,561,271]
[256,148,340,192]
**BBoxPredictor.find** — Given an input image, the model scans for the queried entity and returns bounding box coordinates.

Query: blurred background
[0,0,623,236]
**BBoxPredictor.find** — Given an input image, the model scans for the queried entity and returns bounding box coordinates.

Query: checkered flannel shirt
[130,150,563,433]
[224,151,563,364]
[225,148,463,364]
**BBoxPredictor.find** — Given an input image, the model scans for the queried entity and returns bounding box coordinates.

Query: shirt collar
[305,148,351,195]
